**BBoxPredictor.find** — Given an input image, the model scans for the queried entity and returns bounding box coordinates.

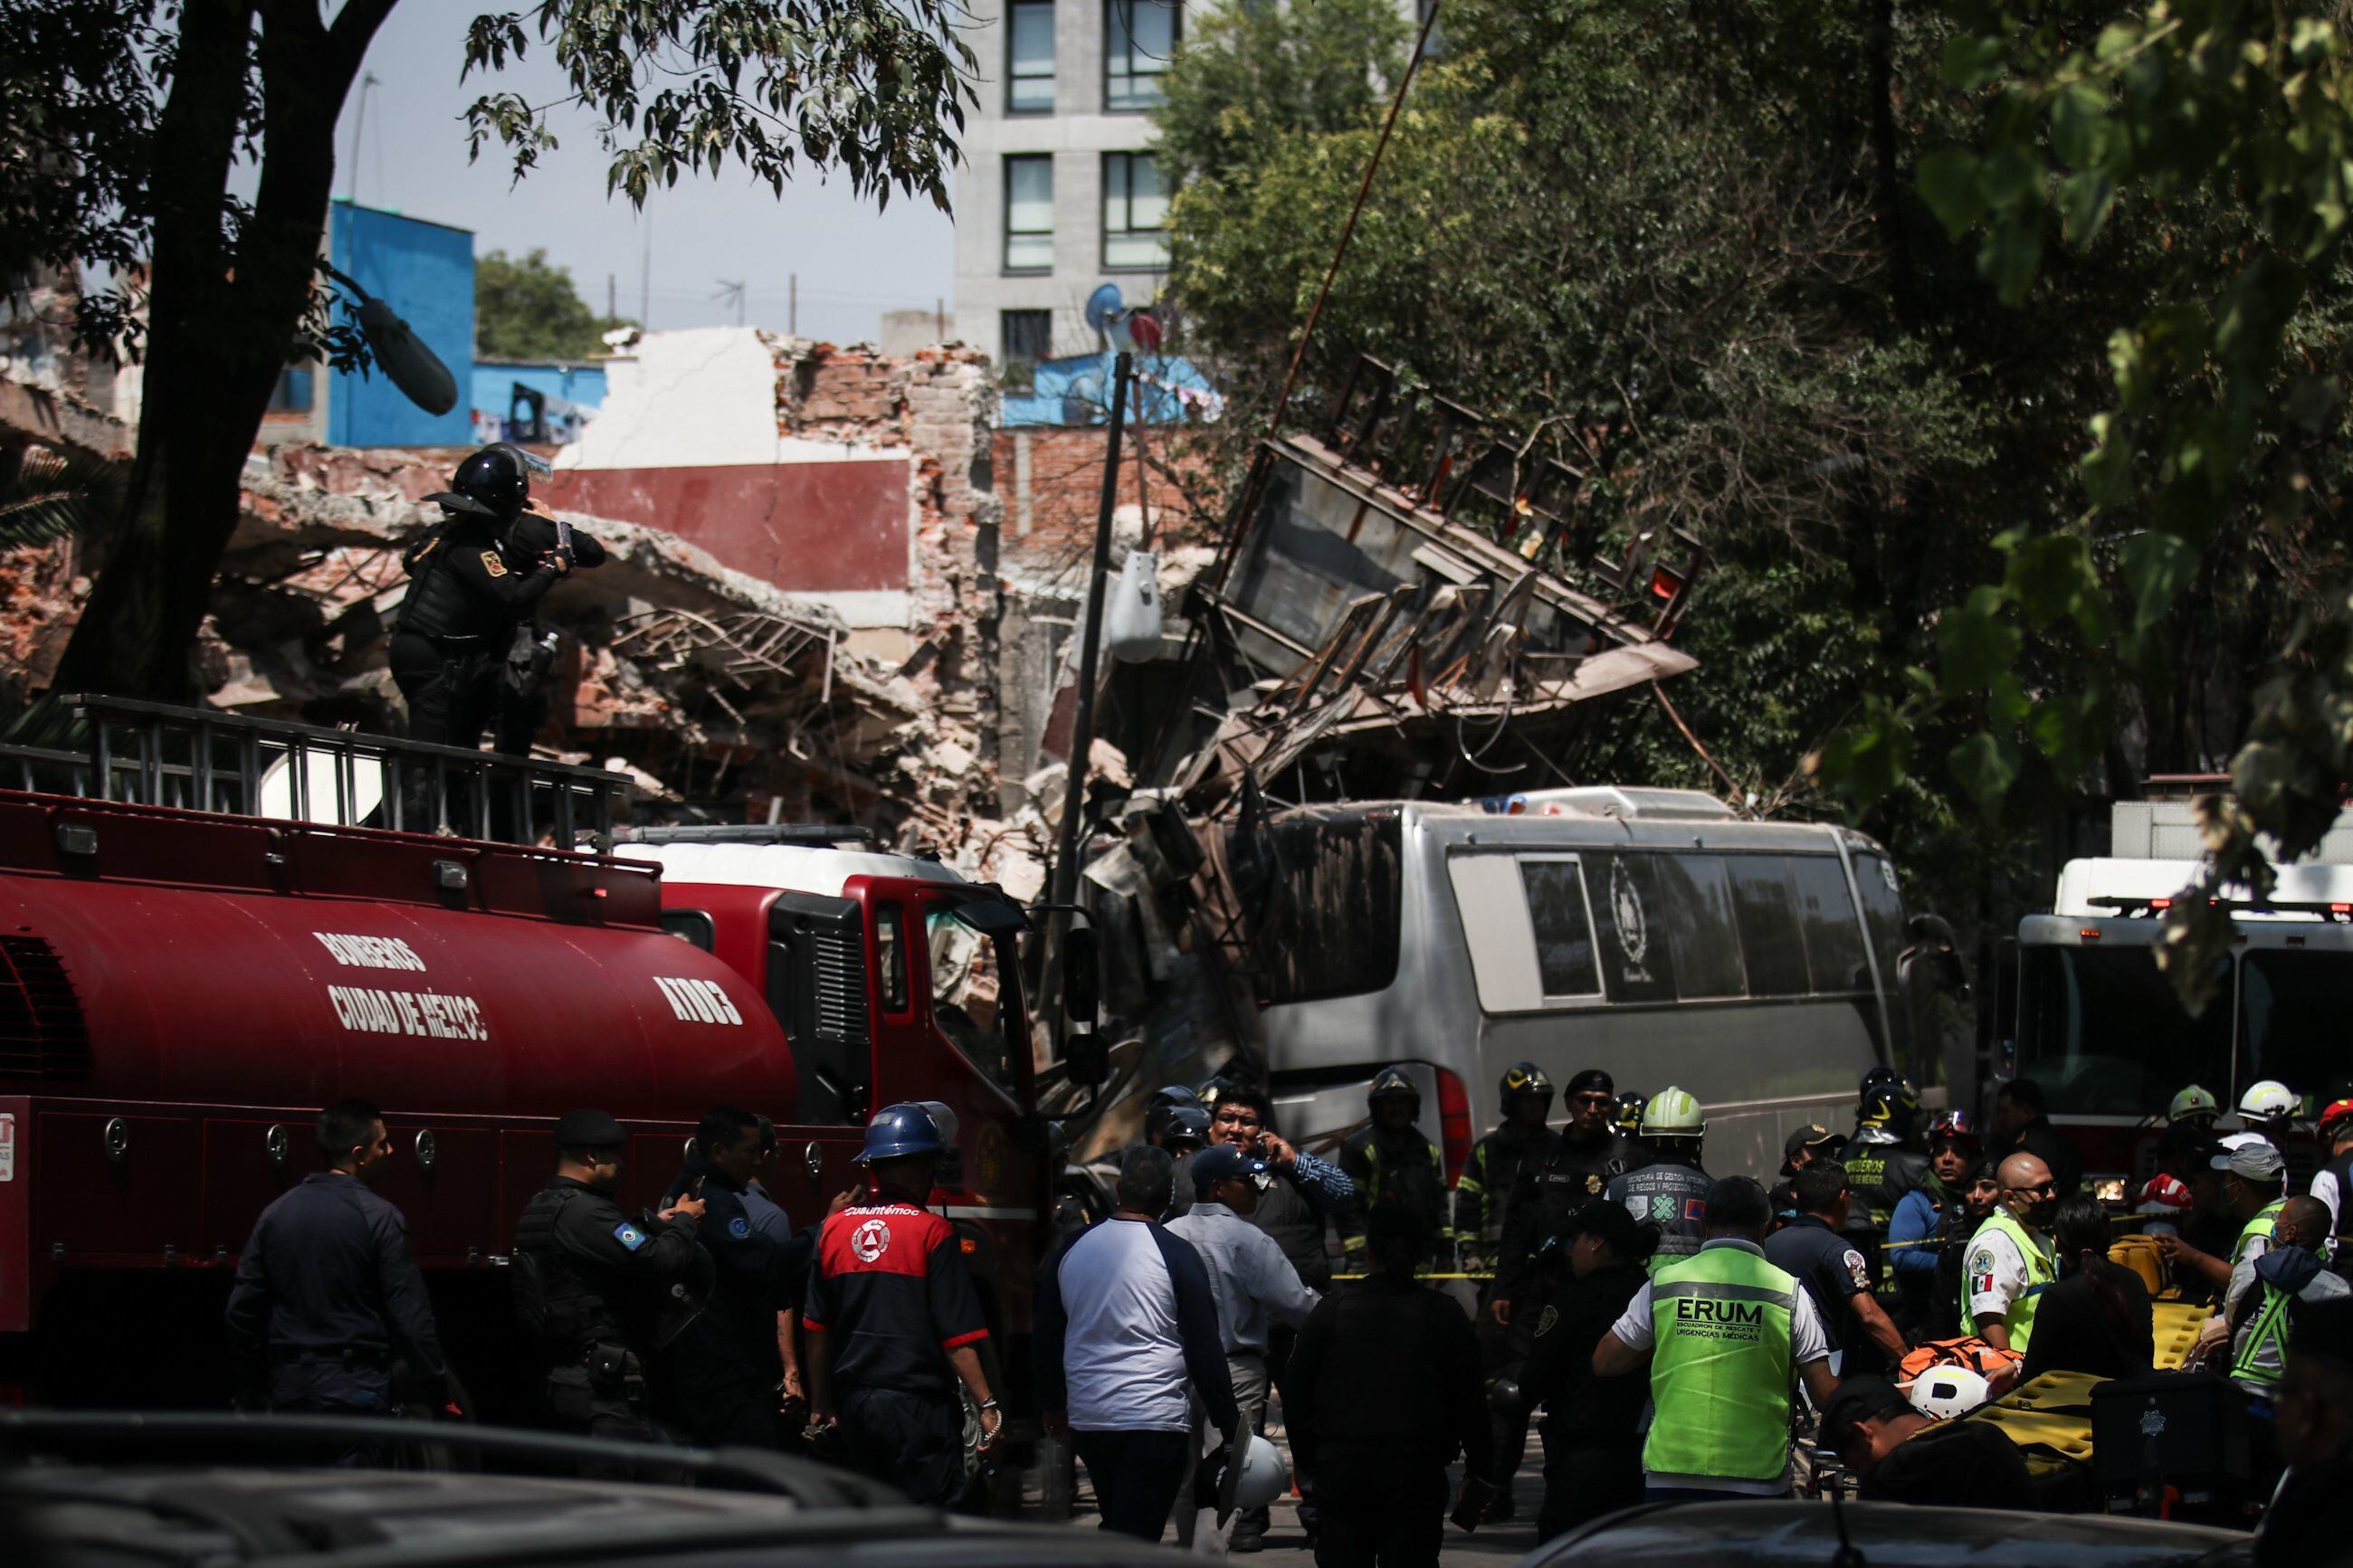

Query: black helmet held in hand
[427,443,532,522]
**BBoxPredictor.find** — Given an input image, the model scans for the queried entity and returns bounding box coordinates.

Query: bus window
[2242,950,2343,1096]
[1790,857,1870,993]
[2016,944,2230,1116]
[1593,853,1675,1003]
[1730,857,1810,996]
[1519,859,1602,998]
[927,907,1019,1098]
[1651,854,1746,999]
[1240,813,1405,1003]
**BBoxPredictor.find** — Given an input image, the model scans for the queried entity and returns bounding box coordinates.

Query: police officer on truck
[513,1108,711,1445]
[394,444,606,789]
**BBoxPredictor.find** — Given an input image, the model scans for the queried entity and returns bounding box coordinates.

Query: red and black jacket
[805,1192,987,1398]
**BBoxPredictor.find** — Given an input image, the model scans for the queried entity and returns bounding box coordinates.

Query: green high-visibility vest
[2230,1282,2293,1392]
[2231,1200,2287,1267]
[1967,1208,2057,1353]
[1643,1244,1798,1483]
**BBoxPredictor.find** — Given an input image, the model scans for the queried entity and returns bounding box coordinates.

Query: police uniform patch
[1535,1304,1560,1337]
[729,1216,750,1240]
[481,550,509,577]
[614,1221,645,1251]
[1843,1249,1871,1292]
[1586,1174,1603,1194]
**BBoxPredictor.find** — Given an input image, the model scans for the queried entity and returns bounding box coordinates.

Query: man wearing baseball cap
[1167,1144,1319,1551]
[2163,1135,2289,1298]
[1769,1124,1843,1225]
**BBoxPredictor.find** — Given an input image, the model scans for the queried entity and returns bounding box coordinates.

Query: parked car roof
[1528,1500,2250,1568]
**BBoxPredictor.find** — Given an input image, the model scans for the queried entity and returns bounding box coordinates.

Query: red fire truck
[0,698,1062,1417]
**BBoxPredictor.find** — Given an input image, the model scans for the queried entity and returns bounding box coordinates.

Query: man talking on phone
[1206,1084,1354,1549]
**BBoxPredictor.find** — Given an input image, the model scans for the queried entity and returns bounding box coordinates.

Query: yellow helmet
[1641,1086,1706,1139]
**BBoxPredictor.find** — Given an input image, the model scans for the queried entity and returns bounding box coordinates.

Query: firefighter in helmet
[1613,1090,1653,1169]
[1603,1088,1712,1261]
[1842,1073,1933,1291]
[1336,1069,1453,1269]
[2241,1079,2302,1175]
[393,445,606,822]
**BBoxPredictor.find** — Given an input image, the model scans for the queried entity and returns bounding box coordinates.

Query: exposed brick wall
[992,424,1217,575]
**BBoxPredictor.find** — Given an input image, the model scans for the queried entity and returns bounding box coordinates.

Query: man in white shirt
[1040,1145,1239,1542]
[1168,1145,1320,1553]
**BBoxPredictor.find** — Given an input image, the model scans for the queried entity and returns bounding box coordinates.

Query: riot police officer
[1843,1075,1933,1289]
[1496,1069,1630,1311]
[1603,1088,1712,1261]
[513,1108,711,1445]
[1337,1069,1453,1269]
[394,445,606,817]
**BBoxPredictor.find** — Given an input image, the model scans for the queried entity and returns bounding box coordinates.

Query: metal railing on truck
[0,695,625,847]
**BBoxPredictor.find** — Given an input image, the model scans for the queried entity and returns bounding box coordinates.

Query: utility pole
[1046,352,1133,1055]
[607,273,616,324]
[346,72,379,204]
[789,274,797,337]
[640,210,652,331]
[936,296,945,342]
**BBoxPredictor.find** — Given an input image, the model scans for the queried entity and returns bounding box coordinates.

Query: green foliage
[0,446,119,551]
[462,0,976,213]
[1814,0,2353,1006]
[474,248,632,360]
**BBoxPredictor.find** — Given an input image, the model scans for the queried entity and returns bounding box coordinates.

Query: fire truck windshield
[2015,944,2232,1116]
[2242,949,2346,1097]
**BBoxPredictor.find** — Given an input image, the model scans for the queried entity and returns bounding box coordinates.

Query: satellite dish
[1083,283,1126,337]
[322,262,459,416]
[1111,308,1164,355]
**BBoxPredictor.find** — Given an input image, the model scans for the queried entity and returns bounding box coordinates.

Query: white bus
[1237,787,1956,1182]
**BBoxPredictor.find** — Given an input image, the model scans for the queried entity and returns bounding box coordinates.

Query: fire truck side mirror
[1064,1033,1110,1090]
[1063,926,1102,1027]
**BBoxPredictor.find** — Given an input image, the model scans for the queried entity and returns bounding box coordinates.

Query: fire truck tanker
[0,705,1053,1416]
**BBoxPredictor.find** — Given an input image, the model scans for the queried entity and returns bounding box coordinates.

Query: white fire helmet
[1233,1433,1290,1509]
[1909,1366,1992,1421]
[2239,1080,2299,1126]
[1642,1086,1707,1139]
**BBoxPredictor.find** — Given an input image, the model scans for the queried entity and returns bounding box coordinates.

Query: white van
[1242,787,1940,1183]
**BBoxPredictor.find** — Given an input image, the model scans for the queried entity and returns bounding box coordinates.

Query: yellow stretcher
[1963,1370,2100,1480]
[2151,1301,2207,1372]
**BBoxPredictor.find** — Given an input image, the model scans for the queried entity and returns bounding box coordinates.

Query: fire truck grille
[0,934,91,1079]
[808,925,872,1046]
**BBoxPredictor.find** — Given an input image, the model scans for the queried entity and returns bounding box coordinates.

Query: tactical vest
[1967,1208,2057,1352]
[1643,1246,1798,1482]
[513,1184,628,1355]
[1843,1139,1929,1232]
[1347,1129,1451,1250]
[396,518,506,644]
[2231,1282,2294,1392]
[1460,1126,1558,1248]
[2232,1199,2288,1268]
[1608,1158,1712,1264]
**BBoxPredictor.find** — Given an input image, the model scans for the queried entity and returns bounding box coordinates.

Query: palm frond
[0,445,119,550]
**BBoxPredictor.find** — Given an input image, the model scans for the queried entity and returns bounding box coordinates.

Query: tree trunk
[51,0,395,701]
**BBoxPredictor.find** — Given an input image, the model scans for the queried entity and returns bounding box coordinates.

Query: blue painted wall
[327,200,474,447]
[471,361,608,444]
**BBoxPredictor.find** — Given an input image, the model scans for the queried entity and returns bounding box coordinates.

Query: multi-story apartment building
[951,1,1193,372]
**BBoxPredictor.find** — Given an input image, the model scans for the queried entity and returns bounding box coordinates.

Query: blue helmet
[856,1102,946,1165]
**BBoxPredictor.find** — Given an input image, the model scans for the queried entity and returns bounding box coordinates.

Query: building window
[1104,1,1177,111]
[267,366,314,413]
[1007,1,1054,114]
[1002,309,1054,367]
[1101,151,1169,270]
[1005,155,1054,272]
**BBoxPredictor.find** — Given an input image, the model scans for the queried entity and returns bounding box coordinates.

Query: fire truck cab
[0,698,1053,1416]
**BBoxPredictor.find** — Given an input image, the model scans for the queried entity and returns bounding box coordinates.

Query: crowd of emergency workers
[217,1065,2353,1564]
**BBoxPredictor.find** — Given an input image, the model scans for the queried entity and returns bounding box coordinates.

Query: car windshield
[2015,943,2232,1116]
